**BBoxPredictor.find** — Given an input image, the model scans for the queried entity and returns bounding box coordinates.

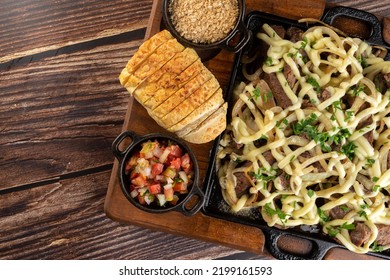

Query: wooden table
[1,0,389,260]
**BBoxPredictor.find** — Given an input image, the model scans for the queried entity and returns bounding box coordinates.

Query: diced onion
[130,189,139,198]
[156,194,166,206]
[144,194,154,205]
[163,183,173,190]
[178,171,188,184]
[159,148,171,163]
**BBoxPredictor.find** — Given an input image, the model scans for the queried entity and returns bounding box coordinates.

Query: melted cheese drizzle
[217,24,390,254]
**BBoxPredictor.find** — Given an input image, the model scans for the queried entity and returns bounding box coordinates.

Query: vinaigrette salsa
[125,139,194,207]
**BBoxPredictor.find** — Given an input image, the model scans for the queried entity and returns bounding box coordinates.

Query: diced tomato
[131,173,146,186]
[173,181,188,193]
[164,187,174,201]
[148,183,162,195]
[151,163,164,176]
[170,157,181,170]
[171,145,183,157]
[181,153,192,173]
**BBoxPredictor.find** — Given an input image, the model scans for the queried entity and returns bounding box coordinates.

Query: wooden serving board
[105,0,388,259]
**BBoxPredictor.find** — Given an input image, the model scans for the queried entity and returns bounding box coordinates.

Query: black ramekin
[162,0,251,60]
[112,130,204,216]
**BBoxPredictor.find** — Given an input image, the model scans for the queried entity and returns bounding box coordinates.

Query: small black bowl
[162,0,251,61]
[112,130,204,216]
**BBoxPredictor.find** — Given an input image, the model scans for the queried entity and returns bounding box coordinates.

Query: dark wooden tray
[105,0,389,259]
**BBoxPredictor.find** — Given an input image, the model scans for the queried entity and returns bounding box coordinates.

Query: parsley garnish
[317,208,330,223]
[358,55,368,68]
[306,75,321,93]
[341,141,356,161]
[307,189,315,198]
[326,222,356,237]
[263,203,289,224]
[371,242,384,252]
[358,210,368,220]
[250,87,261,101]
[265,57,273,66]
[366,158,375,167]
[351,85,365,97]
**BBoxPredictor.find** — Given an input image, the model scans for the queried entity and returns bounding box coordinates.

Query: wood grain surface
[1,0,389,260]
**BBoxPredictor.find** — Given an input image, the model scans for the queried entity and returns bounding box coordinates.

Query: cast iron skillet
[202,8,390,260]
[112,130,204,216]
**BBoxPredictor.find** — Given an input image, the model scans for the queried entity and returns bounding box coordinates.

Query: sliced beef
[319,89,332,102]
[286,26,304,43]
[270,24,286,39]
[263,150,276,166]
[387,151,390,170]
[356,116,375,146]
[350,222,371,247]
[263,72,292,109]
[276,171,290,189]
[376,224,390,246]
[374,73,390,94]
[234,161,253,198]
[283,64,296,89]
[300,151,325,172]
[329,205,350,220]
[301,99,316,109]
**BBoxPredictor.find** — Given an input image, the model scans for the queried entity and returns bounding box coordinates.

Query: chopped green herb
[173,177,184,183]
[263,91,273,102]
[366,158,375,167]
[358,210,368,220]
[317,208,330,223]
[308,189,315,198]
[326,227,340,237]
[250,87,261,101]
[326,222,355,237]
[358,55,368,68]
[263,203,289,224]
[371,241,384,252]
[341,141,356,161]
[345,110,354,121]
[300,37,308,49]
[265,57,273,66]
[351,85,365,97]
[259,134,268,141]
[373,185,381,192]
[250,169,276,182]
[333,101,342,111]
[290,155,296,162]
[372,177,379,182]
[306,75,321,93]
[340,205,350,212]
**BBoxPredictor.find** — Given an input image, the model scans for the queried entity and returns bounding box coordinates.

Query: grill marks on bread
[119,30,227,144]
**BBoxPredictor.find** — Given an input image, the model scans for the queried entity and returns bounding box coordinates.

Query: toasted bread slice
[124,38,185,94]
[133,48,199,104]
[142,59,204,109]
[119,30,173,86]
[181,102,228,144]
[160,77,220,128]
[151,68,213,118]
[170,88,224,133]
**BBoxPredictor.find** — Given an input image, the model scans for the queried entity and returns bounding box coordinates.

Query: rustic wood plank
[0,30,146,189]
[0,0,153,63]
[0,170,269,260]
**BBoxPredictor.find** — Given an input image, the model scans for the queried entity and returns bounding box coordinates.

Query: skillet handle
[260,226,338,260]
[111,130,140,161]
[179,185,205,216]
[222,21,252,53]
[322,6,382,43]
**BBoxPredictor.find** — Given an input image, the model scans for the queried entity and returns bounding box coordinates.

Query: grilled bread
[119,30,227,144]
